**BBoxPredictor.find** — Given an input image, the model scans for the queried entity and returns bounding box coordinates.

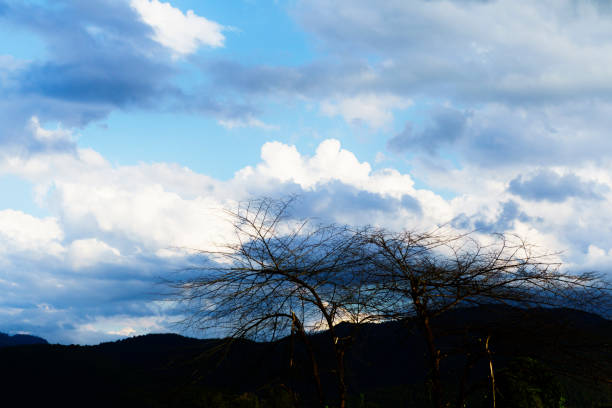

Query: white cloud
[28,116,74,144]
[67,238,121,269]
[218,116,280,131]
[3,127,612,343]
[235,139,453,226]
[320,94,411,128]
[130,0,225,56]
[241,139,372,189]
[583,245,612,267]
[0,210,64,257]
[75,315,170,344]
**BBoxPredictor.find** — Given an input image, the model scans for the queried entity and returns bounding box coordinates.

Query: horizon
[2,0,612,344]
[5,303,610,347]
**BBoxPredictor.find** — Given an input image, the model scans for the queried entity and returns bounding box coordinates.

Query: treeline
[1,312,611,408]
[170,197,612,408]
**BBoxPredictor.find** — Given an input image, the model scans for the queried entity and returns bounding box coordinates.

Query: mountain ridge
[1,306,610,407]
[0,332,48,347]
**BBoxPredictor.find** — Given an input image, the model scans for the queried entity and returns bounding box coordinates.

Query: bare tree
[170,197,611,408]
[363,227,611,408]
[171,197,373,408]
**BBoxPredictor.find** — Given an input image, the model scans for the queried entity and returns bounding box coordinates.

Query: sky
[2,0,612,344]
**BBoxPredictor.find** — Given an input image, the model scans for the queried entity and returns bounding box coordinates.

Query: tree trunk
[294,314,325,408]
[485,335,496,408]
[422,315,444,408]
[334,338,348,408]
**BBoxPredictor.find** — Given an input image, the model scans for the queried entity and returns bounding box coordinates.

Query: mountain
[0,332,48,347]
[0,307,610,407]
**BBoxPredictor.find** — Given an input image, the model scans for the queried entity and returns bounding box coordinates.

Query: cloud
[2,135,439,261]
[384,102,612,169]
[0,137,412,342]
[0,0,256,146]
[0,210,64,258]
[18,59,174,108]
[387,106,468,154]
[28,117,72,144]
[0,0,173,136]
[234,138,450,227]
[320,94,411,128]
[203,59,374,97]
[3,131,612,343]
[130,0,226,56]
[240,139,374,190]
[260,181,422,224]
[508,169,609,202]
[474,200,532,233]
[218,116,279,130]
[25,116,77,153]
[67,238,121,269]
[294,0,612,104]
[193,0,612,140]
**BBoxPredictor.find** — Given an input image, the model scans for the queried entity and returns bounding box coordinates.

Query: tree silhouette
[171,197,612,408]
[171,197,373,408]
[362,227,611,408]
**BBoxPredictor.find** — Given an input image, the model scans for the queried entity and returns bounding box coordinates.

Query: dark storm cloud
[508,170,609,202]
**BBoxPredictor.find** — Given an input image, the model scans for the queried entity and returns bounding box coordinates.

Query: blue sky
[2,0,612,344]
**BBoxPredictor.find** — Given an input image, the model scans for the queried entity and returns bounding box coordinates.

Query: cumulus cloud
[0,148,598,347]
[3,124,612,344]
[0,210,64,258]
[130,0,226,56]
[239,139,374,190]
[234,138,451,226]
[67,238,121,269]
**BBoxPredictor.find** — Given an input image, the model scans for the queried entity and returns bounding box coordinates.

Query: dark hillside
[0,306,610,407]
[0,332,48,347]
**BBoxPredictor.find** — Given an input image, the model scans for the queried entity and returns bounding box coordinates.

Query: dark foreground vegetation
[164,197,612,408]
[1,305,611,408]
